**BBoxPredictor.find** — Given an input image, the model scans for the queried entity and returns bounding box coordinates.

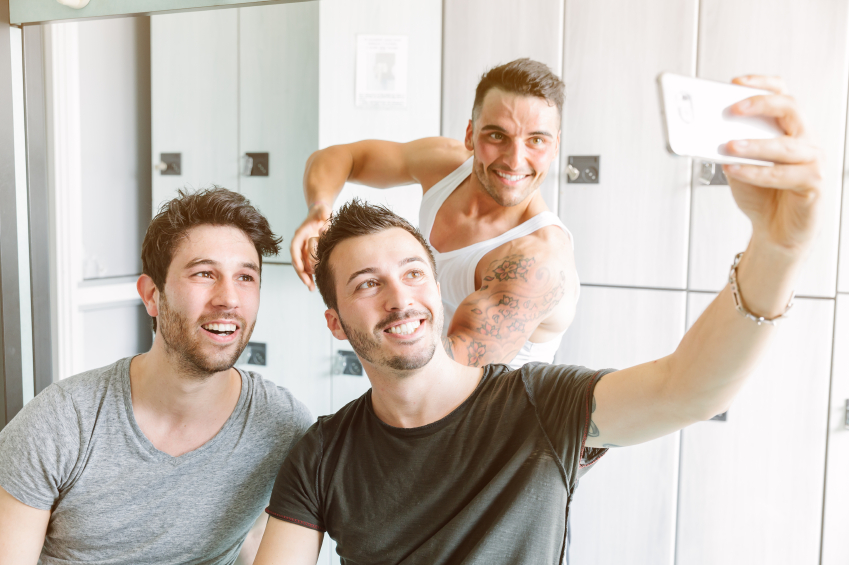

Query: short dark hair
[472,58,565,122]
[142,187,282,331]
[313,199,436,312]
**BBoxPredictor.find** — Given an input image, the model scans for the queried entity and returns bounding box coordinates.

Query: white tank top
[419,157,577,370]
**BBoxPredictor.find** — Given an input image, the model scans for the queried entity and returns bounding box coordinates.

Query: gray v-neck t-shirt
[0,356,313,565]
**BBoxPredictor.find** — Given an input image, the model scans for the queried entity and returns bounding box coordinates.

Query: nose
[503,138,525,170]
[212,277,240,310]
[383,277,414,311]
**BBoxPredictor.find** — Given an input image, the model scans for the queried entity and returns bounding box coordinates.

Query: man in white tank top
[291,59,577,370]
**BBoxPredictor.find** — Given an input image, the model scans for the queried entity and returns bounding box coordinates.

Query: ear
[464,119,474,151]
[554,128,561,154]
[325,309,348,341]
[137,274,159,318]
[436,280,441,298]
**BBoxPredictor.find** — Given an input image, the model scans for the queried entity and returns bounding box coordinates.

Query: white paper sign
[355,35,408,109]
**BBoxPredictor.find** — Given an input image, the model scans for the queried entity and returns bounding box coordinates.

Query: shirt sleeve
[521,363,615,487]
[0,384,81,510]
[266,420,326,532]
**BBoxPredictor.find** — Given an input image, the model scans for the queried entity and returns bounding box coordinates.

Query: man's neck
[366,350,484,429]
[129,342,241,429]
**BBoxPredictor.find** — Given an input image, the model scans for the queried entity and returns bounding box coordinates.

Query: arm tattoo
[588,395,600,438]
[450,252,568,366]
[442,336,455,360]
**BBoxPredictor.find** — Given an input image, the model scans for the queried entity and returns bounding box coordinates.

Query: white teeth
[204,323,236,332]
[496,171,526,182]
[387,320,421,335]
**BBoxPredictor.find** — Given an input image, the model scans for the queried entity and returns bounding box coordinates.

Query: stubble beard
[472,157,543,208]
[340,307,443,374]
[157,292,253,380]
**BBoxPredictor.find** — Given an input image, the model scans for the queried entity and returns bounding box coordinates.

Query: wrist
[733,244,802,320]
[308,200,333,219]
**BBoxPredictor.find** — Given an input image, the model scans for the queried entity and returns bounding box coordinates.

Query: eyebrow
[184,258,260,272]
[346,256,428,285]
[480,124,554,138]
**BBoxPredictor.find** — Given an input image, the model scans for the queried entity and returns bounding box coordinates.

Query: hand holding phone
[658,73,784,166]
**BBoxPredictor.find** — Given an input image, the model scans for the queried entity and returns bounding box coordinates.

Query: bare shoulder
[404,137,472,191]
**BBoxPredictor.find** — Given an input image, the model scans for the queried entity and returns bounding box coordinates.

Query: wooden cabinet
[676,293,834,565]
[688,0,849,297]
[150,10,238,210]
[556,285,686,565]
[559,0,698,289]
[820,295,849,564]
[441,0,564,211]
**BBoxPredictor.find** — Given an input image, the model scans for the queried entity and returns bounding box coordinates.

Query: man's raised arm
[0,487,49,565]
[252,516,323,565]
[292,138,468,289]
[586,76,822,449]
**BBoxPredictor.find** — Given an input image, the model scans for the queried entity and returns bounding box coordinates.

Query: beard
[472,157,543,208]
[157,291,253,379]
[340,306,443,373]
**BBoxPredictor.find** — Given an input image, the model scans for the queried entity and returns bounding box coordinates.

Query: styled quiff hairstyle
[142,187,282,331]
[313,199,437,312]
[472,58,565,122]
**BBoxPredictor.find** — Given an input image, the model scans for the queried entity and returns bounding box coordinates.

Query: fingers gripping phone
[658,73,784,166]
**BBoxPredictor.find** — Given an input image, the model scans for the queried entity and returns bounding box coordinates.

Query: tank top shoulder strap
[419,157,474,241]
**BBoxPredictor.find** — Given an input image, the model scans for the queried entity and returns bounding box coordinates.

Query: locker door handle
[844,400,849,430]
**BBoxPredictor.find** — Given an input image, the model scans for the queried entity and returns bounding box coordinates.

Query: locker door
[441,0,563,210]
[688,0,849,297]
[318,0,441,232]
[239,1,319,265]
[676,293,833,565]
[559,0,698,289]
[556,285,685,565]
[150,10,239,210]
[820,294,849,564]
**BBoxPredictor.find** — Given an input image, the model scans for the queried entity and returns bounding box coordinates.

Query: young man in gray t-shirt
[0,188,313,565]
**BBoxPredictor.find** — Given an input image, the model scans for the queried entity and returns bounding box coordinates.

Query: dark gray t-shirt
[0,357,313,565]
[267,363,612,565]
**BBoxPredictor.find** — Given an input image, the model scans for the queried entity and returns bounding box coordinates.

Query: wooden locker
[556,285,686,565]
[688,0,849,297]
[820,294,849,564]
[441,0,563,211]
[150,10,239,210]
[239,2,319,265]
[559,0,698,289]
[676,293,833,565]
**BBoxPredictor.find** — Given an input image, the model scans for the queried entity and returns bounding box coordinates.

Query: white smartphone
[657,73,784,166]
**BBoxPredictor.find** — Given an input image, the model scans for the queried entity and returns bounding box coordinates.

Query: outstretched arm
[585,76,822,448]
[252,516,323,565]
[445,231,578,366]
[292,138,469,290]
[0,486,49,565]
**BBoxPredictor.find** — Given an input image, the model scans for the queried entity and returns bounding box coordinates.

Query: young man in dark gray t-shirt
[0,188,313,565]
[255,76,822,564]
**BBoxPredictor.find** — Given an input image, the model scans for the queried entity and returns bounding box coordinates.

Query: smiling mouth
[384,319,423,336]
[493,170,531,182]
[201,322,238,336]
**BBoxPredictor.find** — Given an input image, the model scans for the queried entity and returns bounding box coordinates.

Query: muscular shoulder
[477,225,575,287]
[406,137,472,191]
